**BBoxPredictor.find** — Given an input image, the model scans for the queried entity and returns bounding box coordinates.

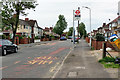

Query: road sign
[74,9,81,21]
[75,10,80,15]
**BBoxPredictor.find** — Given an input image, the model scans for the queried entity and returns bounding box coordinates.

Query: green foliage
[91,47,94,50]
[99,57,115,63]
[67,27,73,36]
[53,15,67,36]
[35,36,39,39]
[16,35,24,40]
[2,35,6,39]
[77,22,87,38]
[51,35,55,39]
[95,33,105,41]
[98,57,119,68]
[104,62,120,68]
[41,36,45,39]
[28,36,30,39]
[2,1,38,43]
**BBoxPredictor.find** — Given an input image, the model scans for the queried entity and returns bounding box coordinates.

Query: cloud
[20,0,119,33]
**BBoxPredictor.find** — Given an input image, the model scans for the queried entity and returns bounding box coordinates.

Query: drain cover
[67,72,77,78]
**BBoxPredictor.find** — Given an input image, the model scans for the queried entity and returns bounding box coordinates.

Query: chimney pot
[25,18,29,21]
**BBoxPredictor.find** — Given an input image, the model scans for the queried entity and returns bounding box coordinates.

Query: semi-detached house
[17,18,43,39]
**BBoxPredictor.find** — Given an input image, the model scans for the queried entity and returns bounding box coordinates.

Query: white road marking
[51,45,75,79]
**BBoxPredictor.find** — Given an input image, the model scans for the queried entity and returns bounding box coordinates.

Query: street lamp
[82,6,92,48]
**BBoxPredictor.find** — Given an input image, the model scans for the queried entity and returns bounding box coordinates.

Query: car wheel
[14,47,18,53]
[2,49,7,56]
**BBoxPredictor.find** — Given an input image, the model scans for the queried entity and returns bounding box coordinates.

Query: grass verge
[99,57,120,68]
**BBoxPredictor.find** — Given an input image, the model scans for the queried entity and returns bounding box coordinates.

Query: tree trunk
[12,2,20,44]
[12,31,16,44]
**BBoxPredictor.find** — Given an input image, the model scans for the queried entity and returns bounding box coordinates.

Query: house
[109,16,120,37]
[98,27,103,34]
[43,27,59,37]
[38,26,43,38]
[17,19,32,38]
[17,18,43,39]
[93,30,98,36]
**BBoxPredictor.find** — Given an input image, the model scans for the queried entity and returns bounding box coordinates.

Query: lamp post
[73,10,75,44]
[82,6,92,48]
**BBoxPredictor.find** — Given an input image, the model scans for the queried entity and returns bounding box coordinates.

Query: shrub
[41,36,44,39]
[35,36,39,39]
[99,57,120,68]
[2,35,6,39]
[99,57,115,63]
[95,33,105,41]
[16,35,24,40]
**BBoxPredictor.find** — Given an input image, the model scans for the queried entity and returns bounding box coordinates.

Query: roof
[19,19,29,26]
[1,30,10,33]
[44,27,53,31]
[38,26,43,30]
[19,19,39,27]
[102,23,106,27]
[110,16,120,23]
[98,27,102,30]
[104,24,109,28]
[93,30,98,32]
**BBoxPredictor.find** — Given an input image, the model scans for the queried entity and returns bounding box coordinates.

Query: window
[24,25,25,29]
[3,40,8,45]
[26,26,28,29]
[21,25,22,29]
[29,27,31,30]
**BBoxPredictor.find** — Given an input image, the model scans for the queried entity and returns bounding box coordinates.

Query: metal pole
[89,8,92,48]
[78,7,80,38]
[78,20,79,37]
[103,42,106,58]
[73,10,75,44]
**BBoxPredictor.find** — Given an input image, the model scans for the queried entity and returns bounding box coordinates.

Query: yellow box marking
[38,60,44,64]
[48,57,51,59]
[42,61,47,64]
[31,61,37,64]
[43,56,46,59]
[36,57,41,59]
[49,61,53,64]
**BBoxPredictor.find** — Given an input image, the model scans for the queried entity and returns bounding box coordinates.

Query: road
[1,40,73,78]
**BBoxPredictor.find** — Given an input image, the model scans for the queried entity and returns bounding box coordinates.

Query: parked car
[0,39,18,56]
[60,36,67,40]
[68,36,72,39]
[71,37,79,42]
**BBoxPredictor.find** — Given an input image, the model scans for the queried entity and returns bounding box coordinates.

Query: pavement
[54,39,119,79]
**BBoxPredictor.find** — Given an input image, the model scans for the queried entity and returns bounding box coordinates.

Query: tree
[67,27,73,36]
[53,15,67,37]
[77,22,87,38]
[2,1,38,43]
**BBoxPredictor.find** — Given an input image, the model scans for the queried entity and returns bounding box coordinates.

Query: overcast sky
[20,0,120,33]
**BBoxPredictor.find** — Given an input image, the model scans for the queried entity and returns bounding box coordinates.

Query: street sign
[74,10,81,21]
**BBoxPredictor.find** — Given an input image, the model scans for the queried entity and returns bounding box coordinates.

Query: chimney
[25,18,29,21]
[102,23,106,27]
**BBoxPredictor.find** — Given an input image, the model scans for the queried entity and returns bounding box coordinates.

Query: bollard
[103,42,106,58]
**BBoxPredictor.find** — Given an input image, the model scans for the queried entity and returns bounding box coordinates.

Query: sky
[20,0,120,33]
